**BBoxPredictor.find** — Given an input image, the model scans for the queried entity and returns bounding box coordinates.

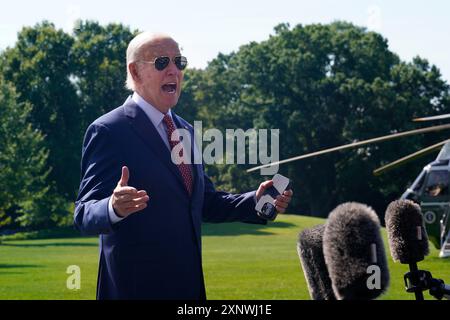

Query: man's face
[134,38,184,113]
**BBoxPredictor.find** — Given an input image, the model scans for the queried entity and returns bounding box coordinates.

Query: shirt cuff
[108,196,125,224]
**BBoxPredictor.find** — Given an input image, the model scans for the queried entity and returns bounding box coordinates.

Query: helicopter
[399,142,450,258]
[247,114,450,258]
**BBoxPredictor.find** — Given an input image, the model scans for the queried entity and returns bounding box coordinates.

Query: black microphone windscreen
[323,202,390,300]
[297,224,336,300]
[385,199,429,264]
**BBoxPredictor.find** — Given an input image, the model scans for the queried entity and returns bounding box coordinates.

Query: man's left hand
[256,180,293,214]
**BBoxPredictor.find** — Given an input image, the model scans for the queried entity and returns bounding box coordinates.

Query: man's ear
[129,62,141,83]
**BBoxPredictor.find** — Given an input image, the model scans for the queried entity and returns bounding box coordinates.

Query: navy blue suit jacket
[74,97,266,300]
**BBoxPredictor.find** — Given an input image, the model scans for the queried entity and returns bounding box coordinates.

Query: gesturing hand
[112,166,149,218]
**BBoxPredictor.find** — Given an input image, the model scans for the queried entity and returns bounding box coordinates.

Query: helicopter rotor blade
[247,123,450,173]
[413,114,450,122]
[372,139,450,176]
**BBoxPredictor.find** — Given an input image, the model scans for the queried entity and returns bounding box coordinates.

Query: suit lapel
[123,98,188,195]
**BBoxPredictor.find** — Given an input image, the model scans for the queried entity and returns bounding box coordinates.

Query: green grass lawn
[0,214,448,300]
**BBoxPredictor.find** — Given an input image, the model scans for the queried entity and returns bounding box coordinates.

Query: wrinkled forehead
[141,38,181,60]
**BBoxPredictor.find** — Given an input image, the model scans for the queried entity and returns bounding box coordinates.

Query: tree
[1,21,137,204]
[176,68,204,124]
[1,21,81,201]
[71,21,136,132]
[0,21,141,229]
[195,22,450,217]
[0,77,51,228]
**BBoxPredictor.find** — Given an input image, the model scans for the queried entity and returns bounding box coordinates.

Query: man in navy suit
[74,32,293,300]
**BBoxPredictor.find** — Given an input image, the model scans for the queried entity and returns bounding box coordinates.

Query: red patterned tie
[163,114,193,195]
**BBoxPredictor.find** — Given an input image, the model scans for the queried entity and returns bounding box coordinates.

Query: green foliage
[0,78,50,228]
[1,21,81,201]
[0,226,79,241]
[177,68,204,123]
[71,21,136,131]
[191,22,450,217]
[0,21,135,230]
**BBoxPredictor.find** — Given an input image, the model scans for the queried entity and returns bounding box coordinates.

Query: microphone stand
[405,263,424,300]
[404,267,450,300]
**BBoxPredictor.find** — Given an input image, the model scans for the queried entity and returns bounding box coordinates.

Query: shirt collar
[132,92,172,128]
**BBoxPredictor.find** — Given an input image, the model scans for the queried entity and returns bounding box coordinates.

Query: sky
[0,0,449,82]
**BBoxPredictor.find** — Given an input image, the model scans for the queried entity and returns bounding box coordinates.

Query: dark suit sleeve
[74,122,122,235]
[202,173,267,225]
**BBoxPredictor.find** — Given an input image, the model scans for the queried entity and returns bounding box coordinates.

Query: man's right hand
[112,166,149,218]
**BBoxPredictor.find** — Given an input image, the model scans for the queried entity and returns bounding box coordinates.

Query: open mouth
[161,82,177,93]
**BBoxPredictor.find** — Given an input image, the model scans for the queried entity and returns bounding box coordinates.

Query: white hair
[125,32,177,91]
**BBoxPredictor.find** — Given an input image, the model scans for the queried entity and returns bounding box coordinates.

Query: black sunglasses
[139,56,188,71]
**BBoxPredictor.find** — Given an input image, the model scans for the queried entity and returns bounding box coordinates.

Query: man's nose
[166,60,179,75]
